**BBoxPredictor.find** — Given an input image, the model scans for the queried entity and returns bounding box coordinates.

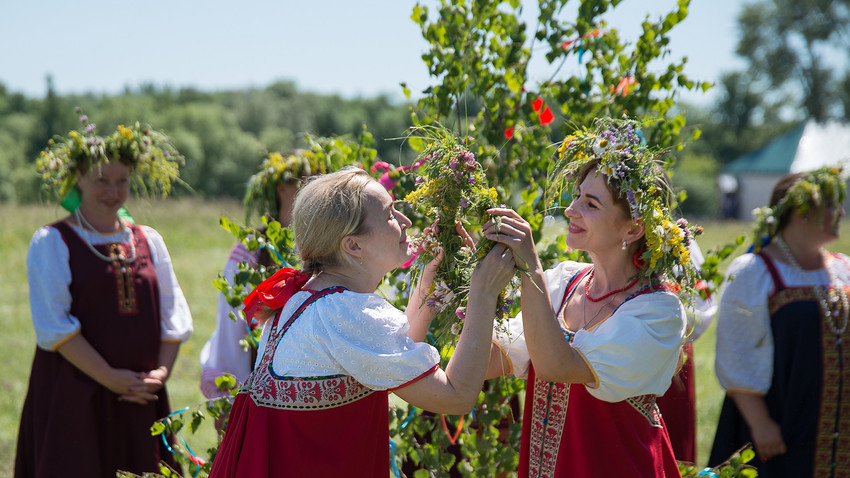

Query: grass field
[1,199,847,477]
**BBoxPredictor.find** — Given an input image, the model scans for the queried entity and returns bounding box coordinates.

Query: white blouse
[27,222,194,351]
[256,289,440,391]
[715,252,850,395]
[199,242,259,398]
[494,261,687,403]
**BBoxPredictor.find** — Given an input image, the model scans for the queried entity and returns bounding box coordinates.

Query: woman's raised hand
[483,208,539,273]
[471,243,517,298]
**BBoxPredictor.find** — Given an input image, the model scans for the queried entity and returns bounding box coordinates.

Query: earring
[359,258,363,265]
[622,240,628,250]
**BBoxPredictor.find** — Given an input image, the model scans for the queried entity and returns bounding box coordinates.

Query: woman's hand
[482,208,539,274]
[118,366,168,404]
[750,418,787,462]
[471,243,517,298]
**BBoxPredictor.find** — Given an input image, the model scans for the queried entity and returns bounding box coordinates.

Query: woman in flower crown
[208,167,517,477]
[709,166,850,477]
[15,115,192,477]
[484,117,696,477]
[200,149,324,403]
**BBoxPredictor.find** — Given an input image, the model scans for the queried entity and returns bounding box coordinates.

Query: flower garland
[243,149,327,222]
[404,127,516,353]
[751,165,848,250]
[36,110,184,203]
[547,116,702,294]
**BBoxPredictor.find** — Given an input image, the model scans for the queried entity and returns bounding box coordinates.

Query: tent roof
[724,121,850,174]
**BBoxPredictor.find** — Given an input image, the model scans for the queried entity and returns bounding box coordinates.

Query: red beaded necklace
[584,268,640,302]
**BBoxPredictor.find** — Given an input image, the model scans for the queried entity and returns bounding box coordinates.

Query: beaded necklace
[774,236,848,340]
[584,267,640,302]
[74,208,136,263]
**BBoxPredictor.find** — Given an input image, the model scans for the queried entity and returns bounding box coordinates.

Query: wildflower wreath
[751,165,848,250]
[404,127,516,352]
[36,111,184,203]
[548,116,702,295]
[243,149,330,222]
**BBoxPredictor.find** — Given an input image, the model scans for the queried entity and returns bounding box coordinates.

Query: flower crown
[548,116,701,291]
[751,165,848,250]
[243,149,326,221]
[36,111,184,202]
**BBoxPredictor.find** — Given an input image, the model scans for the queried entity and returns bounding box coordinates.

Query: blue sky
[0,0,747,107]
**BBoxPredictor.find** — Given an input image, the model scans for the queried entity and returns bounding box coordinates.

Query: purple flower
[460,197,469,209]
[467,176,476,185]
[627,190,639,219]
[84,123,96,134]
[415,176,425,185]
[79,115,88,123]
[449,158,459,170]
[455,307,466,320]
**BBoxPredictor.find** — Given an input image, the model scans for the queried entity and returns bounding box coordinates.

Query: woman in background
[16,118,192,477]
[710,166,850,477]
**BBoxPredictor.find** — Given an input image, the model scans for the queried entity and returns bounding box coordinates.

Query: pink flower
[455,307,466,320]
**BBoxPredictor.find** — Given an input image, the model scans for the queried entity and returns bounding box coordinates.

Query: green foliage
[394,0,710,474]
[679,444,758,477]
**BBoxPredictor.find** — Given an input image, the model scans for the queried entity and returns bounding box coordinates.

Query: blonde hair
[292,167,373,275]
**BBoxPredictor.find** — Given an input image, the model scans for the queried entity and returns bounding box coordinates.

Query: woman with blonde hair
[209,167,517,477]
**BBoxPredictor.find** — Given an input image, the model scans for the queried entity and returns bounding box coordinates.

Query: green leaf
[150,422,166,436]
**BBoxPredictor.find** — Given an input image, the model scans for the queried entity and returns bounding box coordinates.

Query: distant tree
[734,0,850,122]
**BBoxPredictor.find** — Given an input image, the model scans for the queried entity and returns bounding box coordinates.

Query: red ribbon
[242,267,311,321]
[440,415,464,445]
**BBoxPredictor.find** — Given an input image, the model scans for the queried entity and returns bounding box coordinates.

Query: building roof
[724,121,850,174]
[723,123,805,174]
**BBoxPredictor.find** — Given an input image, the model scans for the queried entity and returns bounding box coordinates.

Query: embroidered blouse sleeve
[27,226,81,351]
[714,253,774,395]
[492,261,586,380]
[571,290,686,402]
[199,242,259,399]
[318,292,440,390]
[142,226,193,343]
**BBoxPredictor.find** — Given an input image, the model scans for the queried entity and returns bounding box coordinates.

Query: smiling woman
[483,117,698,477]
[15,116,193,477]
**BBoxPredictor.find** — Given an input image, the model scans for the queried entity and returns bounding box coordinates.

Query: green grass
[1,200,848,476]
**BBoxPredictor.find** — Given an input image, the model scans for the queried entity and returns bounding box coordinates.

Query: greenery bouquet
[404,126,517,356]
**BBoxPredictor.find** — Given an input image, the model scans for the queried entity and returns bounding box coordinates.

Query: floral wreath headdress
[547,116,702,293]
[751,165,848,251]
[243,149,328,222]
[36,110,184,205]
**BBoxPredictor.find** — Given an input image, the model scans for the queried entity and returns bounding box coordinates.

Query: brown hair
[571,157,672,254]
[769,172,806,233]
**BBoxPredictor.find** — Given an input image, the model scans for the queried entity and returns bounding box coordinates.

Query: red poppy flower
[538,105,554,125]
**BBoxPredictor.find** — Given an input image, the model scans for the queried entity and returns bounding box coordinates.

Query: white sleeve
[714,254,774,394]
[492,261,587,380]
[571,290,686,402]
[687,239,718,340]
[27,226,81,351]
[201,242,257,398]
[142,226,193,342]
[199,243,259,399]
[318,293,440,390]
